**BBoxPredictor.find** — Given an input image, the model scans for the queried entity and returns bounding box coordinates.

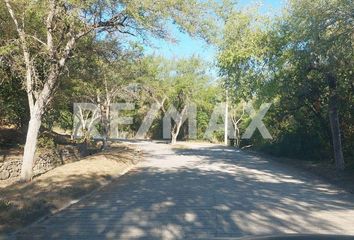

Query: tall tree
[142,56,211,144]
[269,0,354,169]
[218,8,270,147]
[70,40,144,147]
[218,0,354,168]
[2,0,220,181]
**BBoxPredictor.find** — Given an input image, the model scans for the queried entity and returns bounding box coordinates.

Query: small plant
[37,135,56,149]
[0,199,12,210]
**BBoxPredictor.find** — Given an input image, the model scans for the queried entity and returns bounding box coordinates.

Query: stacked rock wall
[0,145,80,181]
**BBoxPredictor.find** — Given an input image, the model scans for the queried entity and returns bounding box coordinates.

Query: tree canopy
[217,0,354,168]
[0,0,353,179]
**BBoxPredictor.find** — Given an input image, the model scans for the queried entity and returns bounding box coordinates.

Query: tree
[218,0,354,168]
[141,56,211,144]
[229,100,246,147]
[70,40,144,147]
[2,0,220,181]
[218,8,270,147]
[268,0,354,169]
[0,3,29,129]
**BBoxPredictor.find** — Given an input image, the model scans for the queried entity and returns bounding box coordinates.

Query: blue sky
[145,0,285,78]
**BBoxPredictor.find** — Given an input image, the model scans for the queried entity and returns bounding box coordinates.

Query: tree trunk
[20,111,42,181]
[328,74,345,170]
[170,119,182,145]
[170,106,186,145]
[224,91,229,146]
[171,132,178,145]
[100,103,110,150]
[171,123,180,145]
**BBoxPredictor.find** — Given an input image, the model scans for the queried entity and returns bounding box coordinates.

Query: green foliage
[218,0,354,164]
[1,0,225,151]
[140,56,221,140]
[37,135,56,149]
[0,200,12,211]
[0,65,29,128]
[1,0,351,168]
[218,7,270,99]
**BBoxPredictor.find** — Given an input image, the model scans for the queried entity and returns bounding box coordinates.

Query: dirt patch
[0,143,142,234]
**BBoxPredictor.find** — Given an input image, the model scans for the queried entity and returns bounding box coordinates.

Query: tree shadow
[10,143,354,239]
[0,145,139,236]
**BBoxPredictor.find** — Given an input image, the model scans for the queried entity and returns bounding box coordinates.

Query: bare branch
[28,34,47,46]
[46,0,57,58]
[4,0,35,113]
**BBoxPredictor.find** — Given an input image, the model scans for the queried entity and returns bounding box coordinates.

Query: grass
[0,143,142,234]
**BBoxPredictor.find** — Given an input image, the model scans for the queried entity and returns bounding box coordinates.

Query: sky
[144,0,286,78]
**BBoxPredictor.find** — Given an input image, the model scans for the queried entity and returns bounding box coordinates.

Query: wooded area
[0,0,353,182]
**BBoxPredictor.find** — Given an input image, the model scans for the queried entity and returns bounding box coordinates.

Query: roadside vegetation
[0,0,353,209]
[218,0,354,170]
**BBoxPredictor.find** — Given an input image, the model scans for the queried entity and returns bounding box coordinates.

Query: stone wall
[0,145,80,181]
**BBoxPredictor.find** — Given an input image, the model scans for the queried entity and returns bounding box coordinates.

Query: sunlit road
[15,142,354,239]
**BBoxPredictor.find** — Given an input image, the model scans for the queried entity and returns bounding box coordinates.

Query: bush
[37,135,56,149]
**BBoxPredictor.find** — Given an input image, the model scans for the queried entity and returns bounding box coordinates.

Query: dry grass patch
[0,143,142,234]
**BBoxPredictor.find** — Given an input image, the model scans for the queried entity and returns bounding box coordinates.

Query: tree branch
[46,0,56,58]
[28,34,47,46]
[4,0,35,114]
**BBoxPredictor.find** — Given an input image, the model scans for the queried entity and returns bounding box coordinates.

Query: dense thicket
[218,0,354,167]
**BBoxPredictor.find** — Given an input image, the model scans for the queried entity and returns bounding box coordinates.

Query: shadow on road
[13,143,354,239]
